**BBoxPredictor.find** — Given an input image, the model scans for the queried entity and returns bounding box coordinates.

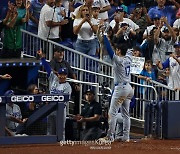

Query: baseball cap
[92,3,100,8]
[84,89,95,95]
[174,42,180,48]
[153,13,161,19]
[116,6,124,12]
[136,3,143,8]
[58,68,67,74]
[4,90,14,96]
[53,46,64,53]
[120,22,129,27]
[162,27,169,33]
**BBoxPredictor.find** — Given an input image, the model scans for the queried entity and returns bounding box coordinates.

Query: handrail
[132,74,175,91]
[21,29,113,66]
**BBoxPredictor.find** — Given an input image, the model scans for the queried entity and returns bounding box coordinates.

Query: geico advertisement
[9,95,65,102]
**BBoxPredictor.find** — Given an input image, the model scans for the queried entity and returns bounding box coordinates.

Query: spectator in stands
[72,0,94,18]
[109,0,128,21]
[173,11,180,43]
[55,0,66,22]
[161,26,177,55]
[28,0,45,34]
[132,46,142,57]
[138,60,157,100]
[72,0,111,20]
[38,0,68,42]
[5,90,24,135]
[50,46,80,114]
[93,0,111,20]
[141,27,157,61]
[109,6,139,45]
[74,89,103,141]
[143,13,162,40]
[50,46,76,78]
[113,21,137,48]
[138,60,156,82]
[153,17,176,64]
[148,0,179,26]
[156,42,180,90]
[92,6,101,57]
[55,0,66,37]
[176,8,180,18]
[129,3,151,44]
[73,5,98,56]
[1,0,30,58]
[0,74,12,80]
[37,49,72,140]
[0,2,14,33]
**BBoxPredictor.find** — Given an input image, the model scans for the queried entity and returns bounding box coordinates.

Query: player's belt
[77,39,94,43]
[115,82,128,86]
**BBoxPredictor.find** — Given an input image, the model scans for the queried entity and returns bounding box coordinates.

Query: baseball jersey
[6,104,22,130]
[49,72,72,96]
[162,56,180,89]
[173,19,180,29]
[103,35,133,84]
[41,58,72,96]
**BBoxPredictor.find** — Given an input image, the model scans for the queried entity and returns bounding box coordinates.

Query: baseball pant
[108,83,134,141]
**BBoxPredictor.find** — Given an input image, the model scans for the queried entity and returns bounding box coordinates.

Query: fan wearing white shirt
[73,5,98,56]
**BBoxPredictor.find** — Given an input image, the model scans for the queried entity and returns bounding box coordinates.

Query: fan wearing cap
[50,46,76,79]
[5,90,25,134]
[50,47,81,115]
[153,16,177,64]
[148,0,179,26]
[37,49,72,139]
[74,89,102,141]
[160,21,176,55]
[156,42,180,90]
[113,21,136,48]
[109,6,139,35]
[143,13,163,40]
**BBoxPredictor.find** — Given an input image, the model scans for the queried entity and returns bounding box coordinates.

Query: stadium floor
[0,138,180,154]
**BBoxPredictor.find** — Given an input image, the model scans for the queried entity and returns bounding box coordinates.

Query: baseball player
[102,34,134,142]
[37,50,72,140]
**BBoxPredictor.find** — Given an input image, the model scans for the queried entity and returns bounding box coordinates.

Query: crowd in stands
[0,0,179,140]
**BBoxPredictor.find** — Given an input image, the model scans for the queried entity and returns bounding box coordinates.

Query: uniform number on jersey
[125,66,130,76]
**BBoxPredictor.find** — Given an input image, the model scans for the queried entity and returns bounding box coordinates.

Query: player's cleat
[98,134,114,142]
[114,136,130,142]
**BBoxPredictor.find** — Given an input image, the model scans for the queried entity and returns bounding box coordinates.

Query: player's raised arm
[103,35,114,59]
[37,50,52,77]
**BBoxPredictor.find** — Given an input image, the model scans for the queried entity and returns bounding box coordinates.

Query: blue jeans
[75,39,96,56]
